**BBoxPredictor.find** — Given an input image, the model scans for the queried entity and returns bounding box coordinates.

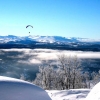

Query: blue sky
[0,0,100,39]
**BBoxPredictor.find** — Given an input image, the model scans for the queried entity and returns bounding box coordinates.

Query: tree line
[33,55,100,90]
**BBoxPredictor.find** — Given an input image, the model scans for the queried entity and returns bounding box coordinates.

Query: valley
[0,48,100,81]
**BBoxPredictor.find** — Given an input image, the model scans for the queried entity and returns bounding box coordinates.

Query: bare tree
[33,65,56,90]
[91,70,100,87]
[20,74,26,80]
[33,54,91,90]
[57,55,83,89]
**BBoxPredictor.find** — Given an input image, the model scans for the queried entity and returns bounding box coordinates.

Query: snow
[47,82,100,100]
[0,76,51,100]
[0,35,100,43]
[47,89,90,100]
[1,76,100,100]
[85,82,100,100]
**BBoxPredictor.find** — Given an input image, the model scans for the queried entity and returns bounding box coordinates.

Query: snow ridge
[0,35,100,44]
[0,76,51,100]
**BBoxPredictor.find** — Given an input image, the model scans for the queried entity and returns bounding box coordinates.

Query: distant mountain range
[0,35,100,44]
[0,35,100,51]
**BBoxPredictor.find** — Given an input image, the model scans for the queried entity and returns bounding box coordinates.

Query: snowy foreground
[85,82,100,100]
[47,89,90,100]
[0,76,51,100]
[0,76,100,100]
[47,83,100,100]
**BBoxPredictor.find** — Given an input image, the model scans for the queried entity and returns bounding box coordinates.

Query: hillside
[0,35,100,51]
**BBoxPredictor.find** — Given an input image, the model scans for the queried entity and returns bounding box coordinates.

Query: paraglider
[26,25,33,35]
[26,25,33,28]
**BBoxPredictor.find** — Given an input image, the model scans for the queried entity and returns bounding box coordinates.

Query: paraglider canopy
[26,25,33,28]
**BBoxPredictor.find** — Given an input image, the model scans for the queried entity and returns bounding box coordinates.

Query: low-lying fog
[0,48,100,80]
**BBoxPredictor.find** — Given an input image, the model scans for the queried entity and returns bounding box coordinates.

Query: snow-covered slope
[47,82,100,100]
[0,75,100,100]
[47,89,90,100]
[0,35,100,44]
[0,76,51,100]
[85,82,100,100]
